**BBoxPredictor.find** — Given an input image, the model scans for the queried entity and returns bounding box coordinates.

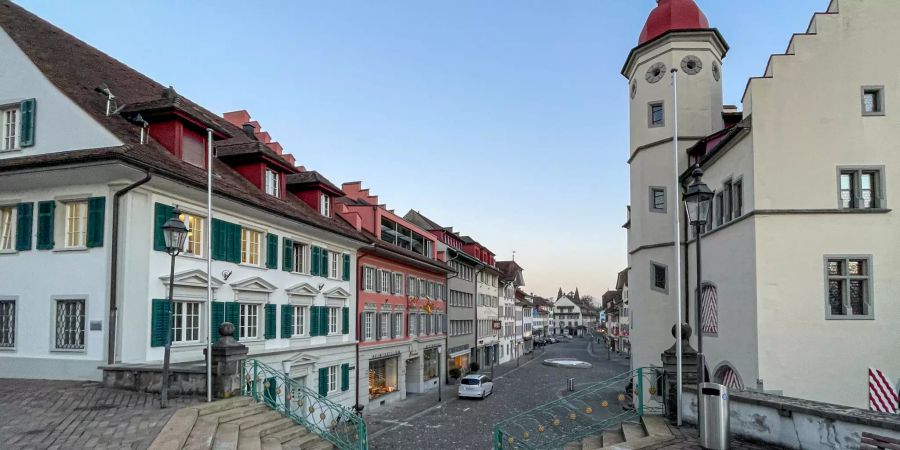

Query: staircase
[561,416,673,450]
[148,396,334,450]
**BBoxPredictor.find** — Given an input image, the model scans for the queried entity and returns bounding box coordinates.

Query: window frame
[1,107,19,151]
[63,200,88,249]
[292,305,308,336]
[649,186,666,213]
[328,250,340,279]
[52,297,86,352]
[264,168,280,197]
[240,228,263,266]
[651,262,668,294]
[732,178,744,218]
[364,311,374,340]
[363,266,377,292]
[320,193,331,217]
[327,365,338,394]
[380,311,391,339]
[178,211,205,258]
[0,205,16,252]
[171,300,202,344]
[393,273,403,295]
[648,101,665,128]
[0,297,17,350]
[292,241,308,274]
[861,85,885,116]
[837,166,885,210]
[239,303,260,340]
[328,307,339,335]
[824,255,874,320]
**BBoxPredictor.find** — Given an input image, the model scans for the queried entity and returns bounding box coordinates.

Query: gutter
[107,170,153,365]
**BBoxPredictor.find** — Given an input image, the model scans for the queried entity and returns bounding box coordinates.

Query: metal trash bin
[698,382,730,449]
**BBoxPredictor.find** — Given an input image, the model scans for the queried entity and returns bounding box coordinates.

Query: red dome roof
[638,0,710,45]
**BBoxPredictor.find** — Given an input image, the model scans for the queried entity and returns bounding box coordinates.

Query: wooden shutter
[155,203,174,252]
[264,304,276,339]
[15,202,33,251]
[320,250,329,277]
[375,311,382,340]
[318,367,328,396]
[311,246,321,276]
[211,301,224,342]
[19,98,35,147]
[282,238,294,272]
[342,307,349,334]
[36,200,55,250]
[150,299,171,347]
[342,254,350,281]
[281,304,293,338]
[226,302,240,341]
[265,233,278,269]
[228,223,242,263]
[309,306,320,336]
[321,307,330,335]
[375,269,383,293]
[86,196,106,248]
[341,363,350,391]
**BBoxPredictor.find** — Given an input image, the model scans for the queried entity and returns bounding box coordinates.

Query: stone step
[581,434,602,450]
[231,410,283,430]
[183,416,219,450]
[563,441,583,450]
[244,417,295,437]
[621,422,647,442]
[148,408,199,450]
[236,429,263,450]
[305,440,334,450]
[266,425,309,444]
[211,423,240,450]
[640,416,671,437]
[196,397,253,416]
[601,428,625,446]
[210,404,269,423]
[260,437,283,450]
[282,432,322,450]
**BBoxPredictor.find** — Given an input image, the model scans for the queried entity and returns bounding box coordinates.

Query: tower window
[649,102,664,128]
[861,86,884,116]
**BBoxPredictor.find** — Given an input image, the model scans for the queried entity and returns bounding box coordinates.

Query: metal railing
[492,367,664,450]
[240,359,367,450]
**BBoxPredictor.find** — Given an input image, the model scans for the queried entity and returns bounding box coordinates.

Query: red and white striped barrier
[868,368,899,414]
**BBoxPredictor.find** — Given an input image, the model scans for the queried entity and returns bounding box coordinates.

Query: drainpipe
[107,170,153,364]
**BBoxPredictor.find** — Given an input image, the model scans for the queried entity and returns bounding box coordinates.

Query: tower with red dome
[622,0,729,374]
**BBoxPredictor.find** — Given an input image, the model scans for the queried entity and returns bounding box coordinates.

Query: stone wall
[681,387,900,449]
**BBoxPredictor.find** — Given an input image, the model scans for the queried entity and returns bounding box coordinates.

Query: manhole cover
[542,358,593,369]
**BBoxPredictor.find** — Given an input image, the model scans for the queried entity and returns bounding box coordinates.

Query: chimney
[242,123,255,139]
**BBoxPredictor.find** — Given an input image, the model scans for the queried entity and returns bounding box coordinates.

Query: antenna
[94,84,117,116]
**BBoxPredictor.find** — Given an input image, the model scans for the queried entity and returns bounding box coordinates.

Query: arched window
[716,365,744,390]
[701,284,718,335]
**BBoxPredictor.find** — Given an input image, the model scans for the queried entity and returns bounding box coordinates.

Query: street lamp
[160,208,189,409]
[437,347,442,403]
[682,167,713,388]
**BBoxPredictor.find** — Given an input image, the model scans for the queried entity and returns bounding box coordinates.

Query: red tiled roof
[638,0,710,45]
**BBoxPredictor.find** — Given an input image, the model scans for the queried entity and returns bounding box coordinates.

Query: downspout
[443,250,462,383]
[356,243,376,411]
[107,170,153,364]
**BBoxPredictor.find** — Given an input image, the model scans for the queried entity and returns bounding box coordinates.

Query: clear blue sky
[19,0,826,299]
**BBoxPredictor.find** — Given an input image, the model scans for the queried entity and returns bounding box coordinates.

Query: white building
[624,0,900,408]
[0,3,363,407]
[497,260,523,365]
[551,288,594,336]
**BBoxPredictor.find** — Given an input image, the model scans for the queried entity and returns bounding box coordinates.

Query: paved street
[367,337,631,450]
[0,379,199,450]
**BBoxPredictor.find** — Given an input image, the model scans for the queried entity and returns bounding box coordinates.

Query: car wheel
[481,391,486,399]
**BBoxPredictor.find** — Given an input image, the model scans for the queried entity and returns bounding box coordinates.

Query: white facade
[498,283,515,364]
[475,269,499,368]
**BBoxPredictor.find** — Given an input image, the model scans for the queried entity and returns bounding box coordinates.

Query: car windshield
[461,378,481,385]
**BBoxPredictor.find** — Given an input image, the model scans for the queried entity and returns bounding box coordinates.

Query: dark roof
[286,171,344,196]
[496,260,523,282]
[0,1,366,243]
[403,210,444,231]
[216,141,296,172]
[356,229,452,275]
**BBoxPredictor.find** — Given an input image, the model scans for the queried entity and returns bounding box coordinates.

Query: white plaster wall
[625,246,677,374]
[0,28,121,159]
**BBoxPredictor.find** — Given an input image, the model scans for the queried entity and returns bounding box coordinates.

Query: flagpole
[206,128,214,403]
[671,68,683,427]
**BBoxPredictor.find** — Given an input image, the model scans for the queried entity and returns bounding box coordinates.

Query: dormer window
[2,108,18,151]
[265,169,280,197]
[320,193,331,217]
[1,99,35,152]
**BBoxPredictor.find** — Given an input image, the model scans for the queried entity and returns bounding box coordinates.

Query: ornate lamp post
[160,208,189,409]
[682,167,714,389]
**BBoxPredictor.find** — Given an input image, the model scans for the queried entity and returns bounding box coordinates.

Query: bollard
[567,378,576,392]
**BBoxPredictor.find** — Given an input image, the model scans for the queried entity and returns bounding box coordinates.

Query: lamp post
[682,167,714,391]
[437,347,442,402]
[160,208,189,409]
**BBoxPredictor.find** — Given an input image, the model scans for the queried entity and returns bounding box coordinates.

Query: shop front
[368,356,399,403]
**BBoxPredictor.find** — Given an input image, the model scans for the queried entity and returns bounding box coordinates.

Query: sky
[19,0,826,299]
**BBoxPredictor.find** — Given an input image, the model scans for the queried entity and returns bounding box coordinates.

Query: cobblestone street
[0,379,199,450]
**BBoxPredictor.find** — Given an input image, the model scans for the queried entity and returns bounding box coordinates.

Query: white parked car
[458,374,494,399]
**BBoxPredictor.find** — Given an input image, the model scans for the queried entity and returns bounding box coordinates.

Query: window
[326,365,338,393]
[394,313,402,338]
[178,212,204,256]
[407,311,416,336]
[64,201,87,248]
[732,180,743,218]
[418,279,426,298]
[651,262,668,294]
[381,270,392,294]
[364,311,374,340]
[393,273,403,295]
[649,102,664,127]
[714,192,724,227]
[723,180,733,223]
[241,229,261,265]
[839,167,883,209]
[826,256,873,319]
[363,266,376,292]
[292,306,307,336]
[862,86,884,116]
[329,251,340,279]
[649,187,666,213]
[381,312,391,339]
[1,108,18,151]
[320,193,331,217]
[700,284,718,335]
[239,303,259,339]
[0,300,14,348]
[328,307,339,335]
[265,169,280,197]
[0,206,14,251]
[408,276,417,296]
[292,242,307,273]
[172,301,201,343]
[55,299,85,350]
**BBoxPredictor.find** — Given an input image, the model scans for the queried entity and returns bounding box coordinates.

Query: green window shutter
[320,307,330,335]
[318,367,328,396]
[282,238,294,272]
[211,301,225,341]
[210,218,221,260]
[150,299,171,347]
[19,98,35,148]
[342,254,351,281]
[264,376,277,407]
[36,200,55,250]
[154,203,174,252]
[342,307,349,334]
[264,304,276,339]
[228,223,242,263]
[320,250,329,277]
[281,304,293,338]
[265,233,278,269]
[226,302,240,341]
[341,363,350,391]
[311,246,321,276]
[15,202,33,251]
[309,306,319,336]
[86,196,106,248]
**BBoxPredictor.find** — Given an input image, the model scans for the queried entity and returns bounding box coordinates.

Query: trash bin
[698,382,730,449]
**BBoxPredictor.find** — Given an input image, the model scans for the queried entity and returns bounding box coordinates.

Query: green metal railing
[240,359,367,450]
[492,367,664,450]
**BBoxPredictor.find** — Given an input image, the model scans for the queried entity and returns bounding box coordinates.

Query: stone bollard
[204,322,249,399]
[660,323,700,423]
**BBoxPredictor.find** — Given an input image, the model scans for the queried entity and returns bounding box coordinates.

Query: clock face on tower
[645,62,666,84]
[681,55,703,75]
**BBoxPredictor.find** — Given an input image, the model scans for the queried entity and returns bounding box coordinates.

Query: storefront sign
[371,351,400,361]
